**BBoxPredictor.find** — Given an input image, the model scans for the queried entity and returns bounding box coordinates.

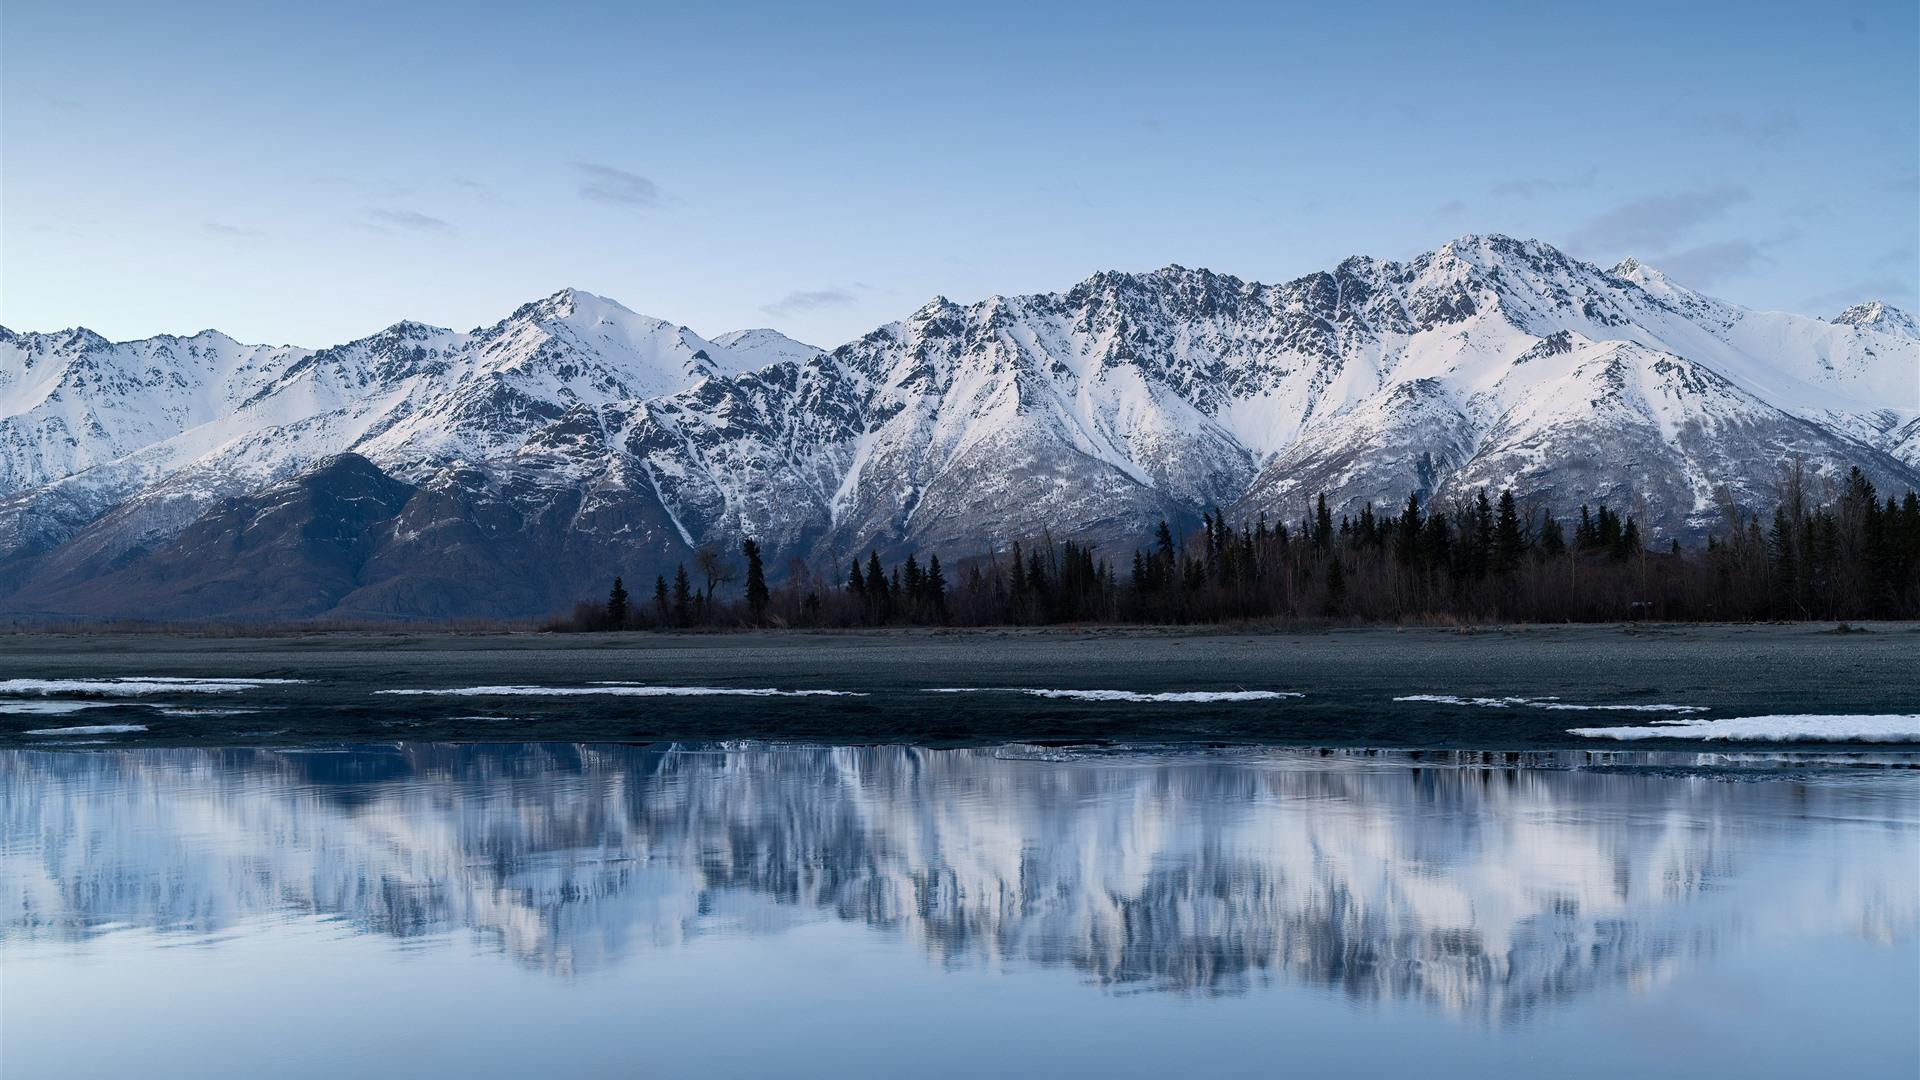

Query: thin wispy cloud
[202,221,261,238]
[1489,167,1597,199]
[1803,279,1918,313]
[366,208,453,233]
[761,287,858,317]
[1869,245,1917,272]
[26,90,82,113]
[453,176,495,199]
[1679,110,1800,143]
[572,162,661,207]
[1655,240,1770,287]
[1571,186,1750,253]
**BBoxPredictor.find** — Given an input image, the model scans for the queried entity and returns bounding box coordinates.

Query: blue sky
[3,0,1915,348]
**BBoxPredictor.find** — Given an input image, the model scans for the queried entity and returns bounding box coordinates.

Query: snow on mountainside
[0,290,794,597]
[1,238,1916,618]
[0,288,769,498]
[0,327,309,495]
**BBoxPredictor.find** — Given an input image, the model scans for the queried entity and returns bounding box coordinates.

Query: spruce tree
[866,551,889,619]
[1539,511,1566,557]
[1616,517,1640,561]
[605,576,629,629]
[902,554,923,617]
[1421,512,1450,570]
[1494,489,1525,575]
[1472,489,1495,577]
[1597,505,1623,551]
[671,565,693,627]
[654,575,670,624]
[1323,557,1346,615]
[1027,547,1050,619]
[926,554,949,623]
[742,538,769,624]
[1395,494,1422,567]
[1008,542,1029,620]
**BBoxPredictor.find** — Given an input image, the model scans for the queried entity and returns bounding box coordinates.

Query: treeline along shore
[558,466,1920,630]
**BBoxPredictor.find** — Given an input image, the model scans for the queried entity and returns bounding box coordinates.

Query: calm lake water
[3,744,1915,1078]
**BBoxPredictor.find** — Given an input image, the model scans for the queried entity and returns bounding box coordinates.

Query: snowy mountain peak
[1833,300,1920,341]
[711,328,825,368]
[468,287,746,394]
[379,319,452,338]
[501,286,648,329]
[1610,256,1665,285]
[35,326,113,352]
[1438,232,1538,262]
[1605,255,1709,310]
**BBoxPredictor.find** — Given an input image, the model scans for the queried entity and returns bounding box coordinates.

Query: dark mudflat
[0,623,1915,750]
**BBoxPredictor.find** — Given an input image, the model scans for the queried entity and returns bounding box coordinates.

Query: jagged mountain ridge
[1834,300,1920,341]
[1,234,1915,618]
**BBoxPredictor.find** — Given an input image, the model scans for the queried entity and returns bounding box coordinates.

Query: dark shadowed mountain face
[0,236,1916,619]
[9,455,416,619]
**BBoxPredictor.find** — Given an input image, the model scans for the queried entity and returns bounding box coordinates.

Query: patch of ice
[115,677,303,685]
[1569,714,1920,742]
[0,678,302,695]
[152,707,259,717]
[991,743,1089,762]
[1395,694,1706,713]
[0,700,117,715]
[22,724,149,735]
[376,685,864,698]
[930,688,1303,703]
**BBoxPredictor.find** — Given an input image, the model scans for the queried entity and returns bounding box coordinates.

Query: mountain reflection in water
[2,744,1914,1025]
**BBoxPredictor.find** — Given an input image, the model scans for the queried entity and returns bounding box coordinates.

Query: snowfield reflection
[2,745,1914,1024]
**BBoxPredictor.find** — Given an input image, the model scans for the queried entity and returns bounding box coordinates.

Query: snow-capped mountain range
[2,234,1916,618]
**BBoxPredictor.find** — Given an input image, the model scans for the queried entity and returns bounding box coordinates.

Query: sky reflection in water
[2,744,1915,1079]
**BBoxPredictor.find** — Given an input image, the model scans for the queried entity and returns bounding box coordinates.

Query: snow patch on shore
[930,688,1303,703]
[1570,714,1920,742]
[0,678,302,695]
[0,700,116,715]
[1396,694,1706,713]
[377,684,863,698]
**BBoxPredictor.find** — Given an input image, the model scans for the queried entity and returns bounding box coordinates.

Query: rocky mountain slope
[1834,300,1920,341]
[2,235,1915,618]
